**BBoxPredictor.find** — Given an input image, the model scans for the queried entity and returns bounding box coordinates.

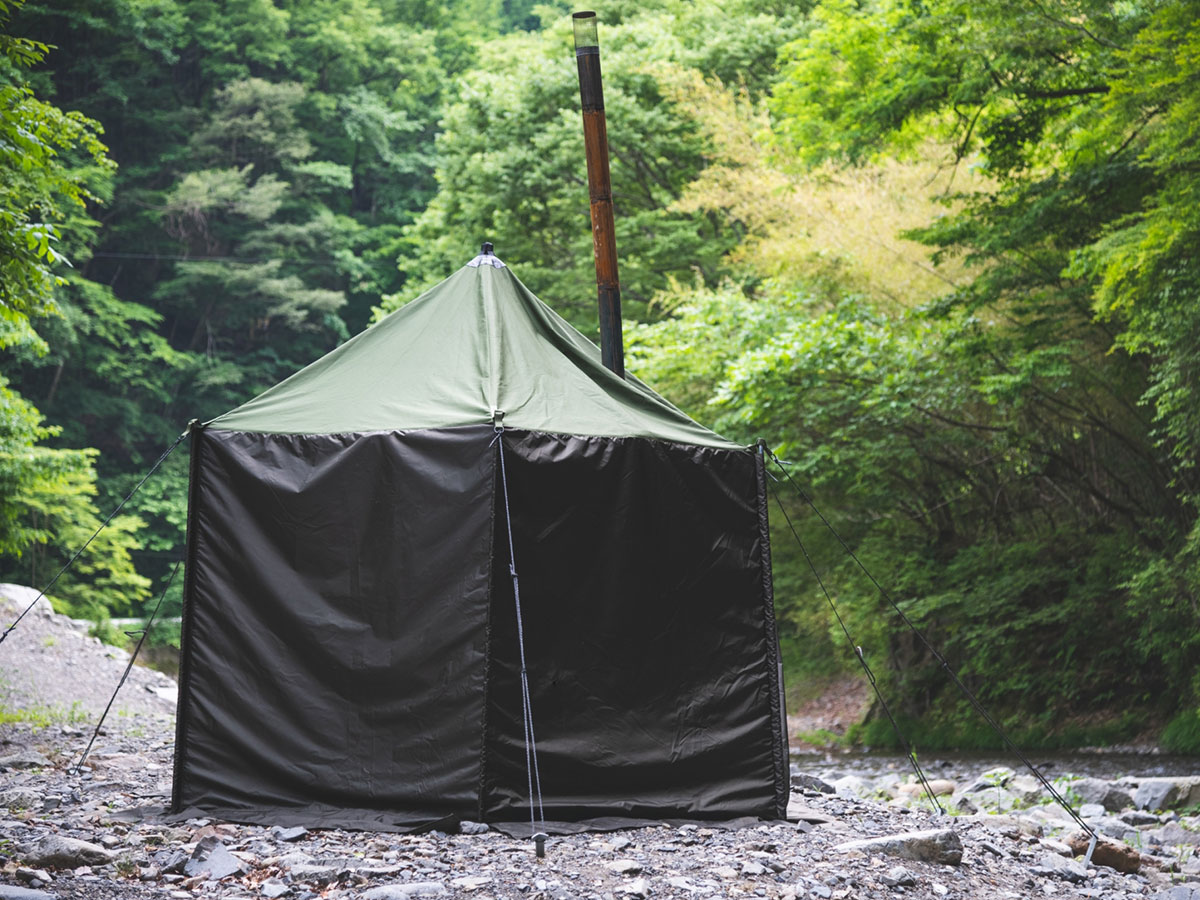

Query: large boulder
[1030,852,1088,884]
[1066,831,1141,874]
[1136,778,1200,812]
[1071,778,1134,812]
[834,828,963,865]
[24,835,114,869]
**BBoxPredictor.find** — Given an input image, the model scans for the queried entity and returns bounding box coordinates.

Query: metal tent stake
[573,10,625,379]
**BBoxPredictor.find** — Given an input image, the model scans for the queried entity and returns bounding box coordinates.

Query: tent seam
[754,446,790,820]
[171,424,206,813]
[476,436,500,823]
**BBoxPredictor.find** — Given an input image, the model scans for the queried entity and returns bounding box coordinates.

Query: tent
[171,249,789,832]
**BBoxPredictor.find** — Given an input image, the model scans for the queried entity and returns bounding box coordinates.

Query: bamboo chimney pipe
[573,11,624,379]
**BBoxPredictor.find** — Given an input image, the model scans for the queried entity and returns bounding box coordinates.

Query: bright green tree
[0,1,149,616]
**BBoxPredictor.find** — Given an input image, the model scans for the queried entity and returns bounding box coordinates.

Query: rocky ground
[2,586,1200,900]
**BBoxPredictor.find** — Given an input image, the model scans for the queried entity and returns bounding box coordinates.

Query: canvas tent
[172,250,789,832]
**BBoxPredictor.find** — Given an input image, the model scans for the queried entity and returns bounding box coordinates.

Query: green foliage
[0,699,87,729]
[1161,707,1200,755]
[1,0,1196,751]
[387,1,805,332]
[732,0,1200,745]
[0,3,151,618]
[0,0,114,328]
[635,268,1186,745]
[88,616,126,648]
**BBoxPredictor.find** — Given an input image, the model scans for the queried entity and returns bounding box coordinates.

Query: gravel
[1,584,1197,899]
[0,585,178,721]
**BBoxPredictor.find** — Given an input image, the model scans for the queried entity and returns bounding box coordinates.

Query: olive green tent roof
[207,254,740,449]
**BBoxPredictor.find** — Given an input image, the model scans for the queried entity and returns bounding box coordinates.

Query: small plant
[794,727,846,748]
[984,770,1008,808]
[41,635,56,648]
[0,701,90,730]
[115,856,138,878]
[88,618,126,648]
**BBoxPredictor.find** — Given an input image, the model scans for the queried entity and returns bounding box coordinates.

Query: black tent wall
[173,424,787,830]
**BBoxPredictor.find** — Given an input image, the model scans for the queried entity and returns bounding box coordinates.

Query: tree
[386,1,807,331]
[740,0,1200,745]
[0,0,148,616]
[0,0,112,330]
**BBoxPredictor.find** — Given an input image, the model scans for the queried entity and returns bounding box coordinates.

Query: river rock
[14,869,51,887]
[0,789,40,811]
[1008,775,1043,804]
[1073,777,1134,812]
[605,859,642,875]
[183,837,245,880]
[1039,838,1074,857]
[1065,832,1141,874]
[881,865,916,887]
[1136,778,1200,812]
[360,884,447,899]
[791,773,836,794]
[24,834,114,868]
[618,877,651,898]
[832,775,870,798]
[964,766,1015,793]
[1120,809,1161,826]
[973,786,1020,813]
[1152,821,1200,847]
[1149,888,1200,900]
[957,813,1043,836]
[834,828,963,865]
[1031,852,1088,883]
[897,779,957,797]
[0,752,51,771]
[0,887,57,900]
[946,792,978,815]
[451,876,492,890]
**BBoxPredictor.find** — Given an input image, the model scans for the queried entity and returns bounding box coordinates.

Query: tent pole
[572,10,625,379]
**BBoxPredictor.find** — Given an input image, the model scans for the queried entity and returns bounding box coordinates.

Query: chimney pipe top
[572,11,598,53]
[468,241,505,269]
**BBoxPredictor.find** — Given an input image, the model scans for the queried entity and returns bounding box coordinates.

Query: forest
[1,0,1198,752]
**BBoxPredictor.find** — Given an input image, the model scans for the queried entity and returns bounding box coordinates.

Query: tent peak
[468,242,505,269]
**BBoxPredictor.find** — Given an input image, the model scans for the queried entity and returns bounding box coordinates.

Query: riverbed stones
[605,859,642,875]
[1149,887,1200,900]
[270,825,307,842]
[896,778,957,797]
[360,884,446,899]
[791,773,836,794]
[183,836,246,880]
[1120,809,1162,826]
[0,887,56,900]
[1074,777,1135,812]
[881,865,916,887]
[834,828,963,865]
[23,835,114,869]
[1152,821,1200,846]
[1031,851,1089,883]
[1136,777,1200,811]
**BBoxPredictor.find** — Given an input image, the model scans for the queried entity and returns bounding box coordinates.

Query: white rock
[834,828,963,865]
